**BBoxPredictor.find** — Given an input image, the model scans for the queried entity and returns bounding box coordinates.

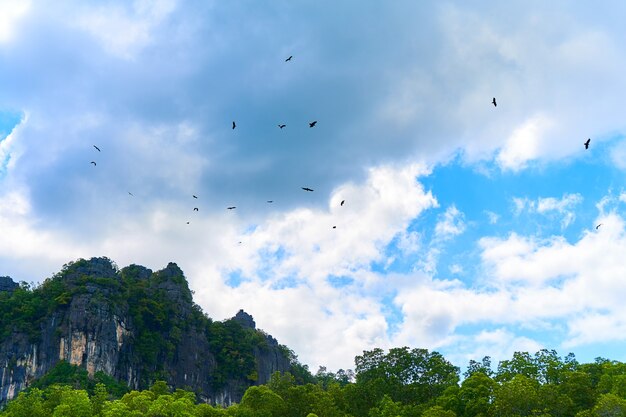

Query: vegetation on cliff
[0,257,307,400]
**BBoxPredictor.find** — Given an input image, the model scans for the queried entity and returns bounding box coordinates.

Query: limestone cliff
[0,258,295,405]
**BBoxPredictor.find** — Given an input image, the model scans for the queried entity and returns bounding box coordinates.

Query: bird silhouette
[128,192,134,196]
[232,121,236,129]
[278,124,286,129]
[309,121,317,128]
[302,187,314,192]
[267,200,273,203]
[187,221,190,224]
[340,200,345,206]
[285,55,293,62]
[332,226,336,229]
[90,161,96,166]
[492,97,497,107]
[584,138,591,149]
[193,195,198,199]
[193,208,199,212]
[227,206,236,210]
[596,223,603,230]
[93,145,101,152]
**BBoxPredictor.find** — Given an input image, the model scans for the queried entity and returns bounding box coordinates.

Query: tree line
[4,347,626,416]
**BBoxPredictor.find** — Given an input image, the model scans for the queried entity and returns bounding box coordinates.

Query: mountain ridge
[0,257,308,406]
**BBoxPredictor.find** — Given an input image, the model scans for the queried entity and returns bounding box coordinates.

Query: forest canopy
[3,348,626,417]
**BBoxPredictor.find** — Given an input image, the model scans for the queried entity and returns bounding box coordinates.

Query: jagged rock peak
[0,276,18,292]
[153,262,193,304]
[121,264,152,280]
[59,257,118,281]
[233,309,256,329]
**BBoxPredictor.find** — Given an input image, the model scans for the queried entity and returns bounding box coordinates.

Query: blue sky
[2,0,626,372]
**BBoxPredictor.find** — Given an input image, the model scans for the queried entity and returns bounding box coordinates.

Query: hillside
[0,257,310,405]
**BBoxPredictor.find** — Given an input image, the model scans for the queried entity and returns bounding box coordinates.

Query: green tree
[458,372,495,417]
[2,388,48,417]
[51,388,92,417]
[592,393,626,417]
[422,405,456,417]
[146,394,195,416]
[559,371,596,414]
[496,352,539,383]
[492,374,540,417]
[91,383,109,416]
[368,394,402,417]
[240,385,287,417]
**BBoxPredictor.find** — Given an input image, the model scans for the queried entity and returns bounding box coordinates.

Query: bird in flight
[285,55,293,62]
[193,208,199,212]
[267,200,273,203]
[596,223,603,230]
[302,187,314,192]
[187,221,190,225]
[232,121,236,129]
[309,121,317,128]
[340,200,345,206]
[93,145,101,152]
[193,195,198,199]
[492,97,497,107]
[332,226,336,229]
[278,124,286,129]
[128,192,134,196]
[90,161,96,166]
[584,138,591,149]
[227,206,236,210]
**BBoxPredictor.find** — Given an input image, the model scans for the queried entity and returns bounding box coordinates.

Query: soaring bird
[267,200,273,203]
[332,226,336,229]
[90,161,96,166]
[309,121,317,128]
[596,223,603,230]
[232,121,236,129]
[584,138,591,149]
[128,192,134,196]
[302,187,314,192]
[193,195,198,199]
[278,124,286,129]
[340,200,345,206]
[492,97,497,107]
[227,206,236,210]
[93,145,101,152]
[285,55,293,62]
[187,222,190,224]
[194,208,199,212]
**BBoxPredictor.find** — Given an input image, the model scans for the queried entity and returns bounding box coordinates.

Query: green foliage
[240,386,287,417]
[28,361,129,398]
[8,348,626,417]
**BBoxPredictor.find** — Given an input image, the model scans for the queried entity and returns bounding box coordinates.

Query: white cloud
[435,205,466,241]
[449,264,463,275]
[0,112,27,174]
[0,0,30,44]
[511,193,583,229]
[496,115,554,171]
[75,0,177,59]
[485,210,499,224]
[610,139,626,170]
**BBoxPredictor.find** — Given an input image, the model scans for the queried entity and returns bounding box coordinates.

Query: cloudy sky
[3,0,626,373]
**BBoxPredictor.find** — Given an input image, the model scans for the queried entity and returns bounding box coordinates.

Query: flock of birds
[86,80,599,233]
[88,55,344,230]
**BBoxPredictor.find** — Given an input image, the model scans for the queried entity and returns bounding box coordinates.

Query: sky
[2,0,626,373]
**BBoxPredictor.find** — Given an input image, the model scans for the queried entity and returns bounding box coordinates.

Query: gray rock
[0,276,18,292]
[0,257,294,406]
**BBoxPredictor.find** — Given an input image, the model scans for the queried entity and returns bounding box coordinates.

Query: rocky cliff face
[0,258,293,405]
